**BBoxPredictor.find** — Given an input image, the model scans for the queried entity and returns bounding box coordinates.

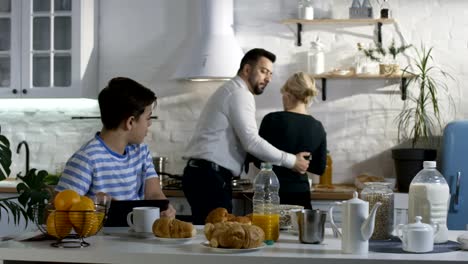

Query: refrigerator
[441,120,468,230]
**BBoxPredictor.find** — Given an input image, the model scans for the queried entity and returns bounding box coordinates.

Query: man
[56,77,176,218]
[182,48,310,224]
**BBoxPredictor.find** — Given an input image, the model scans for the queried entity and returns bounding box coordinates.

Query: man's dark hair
[237,48,276,74]
[98,77,157,130]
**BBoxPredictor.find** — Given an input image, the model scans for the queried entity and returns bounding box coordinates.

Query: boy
[56,77,175,217]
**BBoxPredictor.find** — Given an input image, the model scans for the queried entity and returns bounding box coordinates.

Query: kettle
[329,191,381,254]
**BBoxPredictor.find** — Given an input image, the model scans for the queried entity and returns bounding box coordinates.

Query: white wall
[0,0,466,184]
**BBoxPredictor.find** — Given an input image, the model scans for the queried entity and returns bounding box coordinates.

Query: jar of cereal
[361,182,394,240]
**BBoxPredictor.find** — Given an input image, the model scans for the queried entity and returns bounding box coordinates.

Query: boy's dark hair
[237,48,276,74]
[98,77,157,130]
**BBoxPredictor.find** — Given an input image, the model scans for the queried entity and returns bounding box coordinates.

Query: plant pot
[392,148,437,193]
[379,63,400,75]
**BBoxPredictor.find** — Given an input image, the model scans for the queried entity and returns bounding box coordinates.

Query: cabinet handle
[454,171,461,211]
[12,89,17,94]
[22,89,27,94]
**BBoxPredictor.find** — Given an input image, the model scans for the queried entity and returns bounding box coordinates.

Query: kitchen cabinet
[281,18,395,47]
[0,0,98,99]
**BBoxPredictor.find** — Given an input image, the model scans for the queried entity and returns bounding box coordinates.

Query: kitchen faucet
[16,140,30,177]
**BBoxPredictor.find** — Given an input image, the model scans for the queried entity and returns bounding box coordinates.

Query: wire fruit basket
[34,202,109,248]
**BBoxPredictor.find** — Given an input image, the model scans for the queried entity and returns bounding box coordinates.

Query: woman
[246,72,327,209]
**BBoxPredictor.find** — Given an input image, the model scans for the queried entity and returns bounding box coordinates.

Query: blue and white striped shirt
[56,133,158,200]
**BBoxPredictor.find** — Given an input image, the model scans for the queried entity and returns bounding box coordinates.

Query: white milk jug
[329,192,381,254]
[408,161,450,243]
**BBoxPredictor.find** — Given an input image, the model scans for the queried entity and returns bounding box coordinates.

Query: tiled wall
[1,0,466,183]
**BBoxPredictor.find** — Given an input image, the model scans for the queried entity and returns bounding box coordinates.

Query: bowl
[33,201,109,248]
[279,204,304,230]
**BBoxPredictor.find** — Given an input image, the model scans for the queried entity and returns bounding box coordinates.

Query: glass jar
[361,182,394,240]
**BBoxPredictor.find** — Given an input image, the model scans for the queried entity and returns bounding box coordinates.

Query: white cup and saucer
[127,207,160,238]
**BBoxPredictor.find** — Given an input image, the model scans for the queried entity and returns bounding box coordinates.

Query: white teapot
[329,192,381,254]
[396,216,439,253]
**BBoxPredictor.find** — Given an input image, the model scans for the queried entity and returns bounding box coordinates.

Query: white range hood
[173,0,244,81]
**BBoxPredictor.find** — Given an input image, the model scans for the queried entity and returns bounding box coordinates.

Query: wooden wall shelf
[312,72,415,101]
[281,18,395,46]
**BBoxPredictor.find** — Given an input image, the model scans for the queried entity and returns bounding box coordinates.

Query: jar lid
[363,182,392,187]
[405,216,433,231]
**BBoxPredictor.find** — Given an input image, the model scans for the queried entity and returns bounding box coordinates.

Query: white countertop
[0,228,467,264]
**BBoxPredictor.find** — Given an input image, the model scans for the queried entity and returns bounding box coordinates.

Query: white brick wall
[0,0,466,184]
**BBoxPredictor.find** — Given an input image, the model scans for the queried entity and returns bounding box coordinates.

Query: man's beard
[252,85,265,95]
[248,76,266,95]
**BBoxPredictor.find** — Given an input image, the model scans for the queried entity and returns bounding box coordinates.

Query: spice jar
[361,182,394,240]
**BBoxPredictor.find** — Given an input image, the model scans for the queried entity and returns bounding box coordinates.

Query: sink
[0,178,21,189]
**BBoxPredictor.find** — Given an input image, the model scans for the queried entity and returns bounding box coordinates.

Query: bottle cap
[423,161,436,169]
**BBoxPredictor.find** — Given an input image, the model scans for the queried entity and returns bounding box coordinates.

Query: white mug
[127,207,160,233]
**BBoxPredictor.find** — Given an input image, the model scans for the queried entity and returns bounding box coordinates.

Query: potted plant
[358,39,412,75]
[391,45,455,192]
[0,129,53,225]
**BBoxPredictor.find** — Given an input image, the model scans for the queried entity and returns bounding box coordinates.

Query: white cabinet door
[0,0,97,99]
[0,0,21,98]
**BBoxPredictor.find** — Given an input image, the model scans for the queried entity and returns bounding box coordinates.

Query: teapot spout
[360,202,382,240]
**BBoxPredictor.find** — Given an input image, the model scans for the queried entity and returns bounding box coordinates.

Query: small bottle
[303,0,314,20]
[298,0,314,20]
[307,37,325,74]
[252,163,280,244]
[319,151,332,186]
[408,161,450,243]
[380,0,391,18]
[361,182,394,240]
[297,0,305,19]
[362,0,373,18]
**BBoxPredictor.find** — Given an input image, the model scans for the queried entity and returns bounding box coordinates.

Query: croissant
[152,217,196,238]
[205,207,229,224]
[204,222,265,249]
[206,208,252,224]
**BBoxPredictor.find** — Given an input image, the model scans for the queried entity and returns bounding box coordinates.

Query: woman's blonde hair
[280,72,318,105]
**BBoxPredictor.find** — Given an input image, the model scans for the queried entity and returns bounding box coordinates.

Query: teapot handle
[328,202,342,238]
[395,224,408,249]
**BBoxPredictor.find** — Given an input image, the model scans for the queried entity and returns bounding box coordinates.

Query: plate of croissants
[201,208,267,253]
[152,217,197,244]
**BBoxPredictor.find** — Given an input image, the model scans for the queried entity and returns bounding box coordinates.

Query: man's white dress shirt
[184,76,296,176]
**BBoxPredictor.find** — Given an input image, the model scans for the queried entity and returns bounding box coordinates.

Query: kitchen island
[0,228,466,264]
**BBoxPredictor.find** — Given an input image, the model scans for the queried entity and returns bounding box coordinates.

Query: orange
[47,211,72,239]
[54,189,81,210]
[69,196,96,237]
[89,211,105,235]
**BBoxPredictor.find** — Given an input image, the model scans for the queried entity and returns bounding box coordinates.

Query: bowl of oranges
[34,189,110,248]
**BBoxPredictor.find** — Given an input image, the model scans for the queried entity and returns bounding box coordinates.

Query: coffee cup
[297,209,327,244]
[126,207,160,233]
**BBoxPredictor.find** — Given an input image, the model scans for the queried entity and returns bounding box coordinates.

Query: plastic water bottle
[408,161,450,243]
[252,163,280,244]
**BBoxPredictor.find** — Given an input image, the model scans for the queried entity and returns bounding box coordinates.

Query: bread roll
[152,217,196,238]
